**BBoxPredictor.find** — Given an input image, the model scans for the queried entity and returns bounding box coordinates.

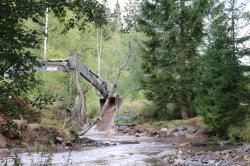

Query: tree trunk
[75,65,86,123]
[181,105,189,120]
[43,8,49,59]
[96,26,102,77]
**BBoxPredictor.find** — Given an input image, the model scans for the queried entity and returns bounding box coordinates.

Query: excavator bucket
[95,96,123,132]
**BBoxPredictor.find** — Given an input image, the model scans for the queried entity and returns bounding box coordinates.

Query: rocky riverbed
[117,125,250,165]
[156,145,250,166]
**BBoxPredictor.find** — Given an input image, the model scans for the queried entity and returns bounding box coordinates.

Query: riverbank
[116,118,209,139]
[156,144,250,165]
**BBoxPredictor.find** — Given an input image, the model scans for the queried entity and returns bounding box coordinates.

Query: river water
[5,132,237,166]
[13,134,171,166]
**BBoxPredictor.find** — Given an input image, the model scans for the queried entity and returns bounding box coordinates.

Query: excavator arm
[37,55,109,98]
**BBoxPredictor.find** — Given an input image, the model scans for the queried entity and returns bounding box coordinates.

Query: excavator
[36,53,123,133]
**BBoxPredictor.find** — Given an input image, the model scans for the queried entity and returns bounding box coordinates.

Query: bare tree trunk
[181,105,188,120]
[43,8,49,59]
[75,61,86,123]
[96,27,102,77]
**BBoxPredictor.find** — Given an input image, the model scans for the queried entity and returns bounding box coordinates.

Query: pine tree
[111,0,122,31]
[124,0,141,32]
[195,0,250,136]
[139,0,209,119]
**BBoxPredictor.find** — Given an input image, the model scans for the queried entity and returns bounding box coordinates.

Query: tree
[124,0,141,32]
[138,0,209,119]
[195,0,250,136]
[0,0,106,122]
[111,0,122,31]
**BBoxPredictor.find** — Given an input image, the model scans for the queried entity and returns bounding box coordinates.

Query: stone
[150,131,159,137]
[215,155,224,161]
[160,128,169,132]
[64,142,73,147]
[172,132,179,137]
[234,155,244,162]
[178,142,192,148]
[55,136,64,144]
[156,151,176,159]
[135,133,141,137]
[178,131,186,137]
[176,126,187,131]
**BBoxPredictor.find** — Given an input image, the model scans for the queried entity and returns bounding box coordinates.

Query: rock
[194,129,207,138]
[150,130,159,137]
[215,155,224,161]
[103,142,111,146]
[178,151,183,155]
[172,132,179,137]
[64,142,73,147]
[160,128,168,132]
[135,133,141,137]
[55,136,64,144]
[176,126,187,131]
[178,142,192,148]
[178,130,186,137]
[188,127,198,134]
[234,155,244,162]
[156,151,176,159]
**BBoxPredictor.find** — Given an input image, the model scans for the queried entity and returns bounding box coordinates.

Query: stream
[4,132,240,166]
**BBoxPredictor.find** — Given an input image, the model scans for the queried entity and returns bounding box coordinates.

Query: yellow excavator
[36,53,123,134]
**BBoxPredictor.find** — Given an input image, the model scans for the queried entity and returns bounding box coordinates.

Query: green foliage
[123,0,141,32]
[139,0,209,119]
[115,100,145,125]
[195,1,250,136]
[228,121,250,143]
[0,0,107,123]
[111,0,122,31]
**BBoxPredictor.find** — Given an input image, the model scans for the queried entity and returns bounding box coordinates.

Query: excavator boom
[38,55,109,98]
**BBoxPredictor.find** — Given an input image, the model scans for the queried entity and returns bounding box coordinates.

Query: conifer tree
[139,0,209,119]
[112,0,122,31]
[195,0,250,135]
[124,0,141,31]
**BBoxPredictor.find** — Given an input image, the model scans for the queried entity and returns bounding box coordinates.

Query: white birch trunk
[43,8,49,59]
